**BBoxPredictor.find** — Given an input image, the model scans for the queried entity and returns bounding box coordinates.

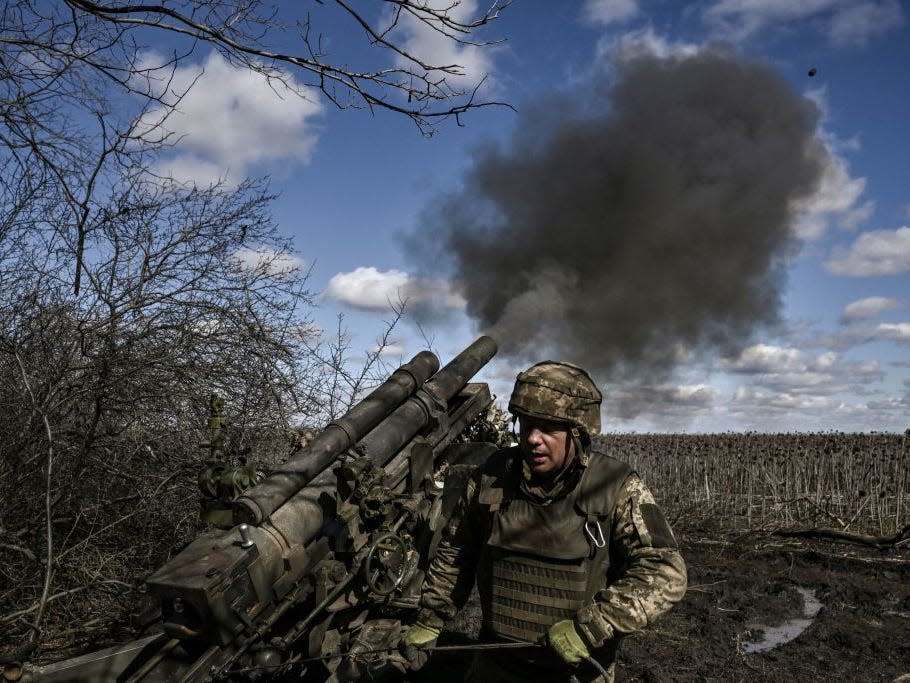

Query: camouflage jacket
[416,447,687,650]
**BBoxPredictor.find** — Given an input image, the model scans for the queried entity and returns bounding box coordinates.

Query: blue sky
[146,1,909,433]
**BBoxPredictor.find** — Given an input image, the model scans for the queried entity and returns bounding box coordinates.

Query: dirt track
[420,524,910,682]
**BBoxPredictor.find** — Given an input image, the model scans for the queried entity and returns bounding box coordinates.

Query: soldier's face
[519,416,574,477]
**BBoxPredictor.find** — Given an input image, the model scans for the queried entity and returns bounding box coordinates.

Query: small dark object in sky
[808,67,817,77]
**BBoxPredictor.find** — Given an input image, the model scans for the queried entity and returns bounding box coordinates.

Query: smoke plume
[408,46,827,381]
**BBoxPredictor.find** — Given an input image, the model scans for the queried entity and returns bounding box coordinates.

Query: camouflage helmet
[508,361,602,435]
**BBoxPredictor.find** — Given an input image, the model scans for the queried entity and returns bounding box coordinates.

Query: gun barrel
[356,335,498,463]
[234,350,440,525]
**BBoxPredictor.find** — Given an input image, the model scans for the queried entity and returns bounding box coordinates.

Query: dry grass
[596,432,909,535]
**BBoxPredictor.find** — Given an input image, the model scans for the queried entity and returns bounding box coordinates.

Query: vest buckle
[584,519,606,549]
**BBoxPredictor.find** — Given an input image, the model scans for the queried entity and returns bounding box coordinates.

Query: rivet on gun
[238,523,255,549]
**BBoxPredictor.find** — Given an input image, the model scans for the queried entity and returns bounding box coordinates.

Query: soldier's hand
[399,623,440,671]
[546,619,590,666]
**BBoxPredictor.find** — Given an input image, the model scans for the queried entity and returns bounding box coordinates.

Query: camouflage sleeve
[574,473,687,647]
[415,468,485,631]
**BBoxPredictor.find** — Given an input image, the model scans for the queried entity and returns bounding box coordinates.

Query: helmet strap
[551,426,580,479]
[570,426,589,466]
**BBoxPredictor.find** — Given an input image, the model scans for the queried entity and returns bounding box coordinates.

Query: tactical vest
[475,448,632,643]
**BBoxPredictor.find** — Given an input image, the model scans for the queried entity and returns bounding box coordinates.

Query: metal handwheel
[362,531,408,596]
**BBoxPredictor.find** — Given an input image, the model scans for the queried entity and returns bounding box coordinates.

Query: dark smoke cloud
[407,45,827,382]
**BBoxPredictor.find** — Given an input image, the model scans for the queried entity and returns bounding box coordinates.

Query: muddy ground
[11,523,909,682]
[417,523,910,683]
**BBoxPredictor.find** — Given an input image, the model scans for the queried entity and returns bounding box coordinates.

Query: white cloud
[792,148,869,240]
[703,0,905,45]
[824,227,910,276]
[323,266,466,313]
[789,87,872,240]
[675,384,717,403]
[841,296,903,322]
[373,341,407,357]
[721,344,805,374]
[721,344,884,396]
[758,369,865,393]
[233,247,305,277]
[391,0,498,95]
[813,351,838,370]
[828,0,906,45]
[324,267,409,311]
[603,27,701,63]
[722,382,910,431]
[732,387,833,411]
[583,0,640,26]
[605,383,717,421]
[158,157,230,188]
[875,323,910,343]
[837,199,876,232]
[814,318,910,352]
[634,333,910,428]
[866,394,910,412]
[137,52,322,186]
[704,0,839,41]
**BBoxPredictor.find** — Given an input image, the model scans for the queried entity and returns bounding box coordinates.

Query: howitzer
[13,336,499,682]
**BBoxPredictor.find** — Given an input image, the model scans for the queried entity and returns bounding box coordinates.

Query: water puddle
[741,586,822,654]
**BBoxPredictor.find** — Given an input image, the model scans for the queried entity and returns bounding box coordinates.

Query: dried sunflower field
[596,432,909,535]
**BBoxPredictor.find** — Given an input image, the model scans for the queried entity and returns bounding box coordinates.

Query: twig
[788,496,847,529]
[0,580,133,624]
[13,349,56,647]
[47,617,104,640]
[55,508,144,563]
[0,543,38,563]
[687,580,728,593]
[772,523,910,549]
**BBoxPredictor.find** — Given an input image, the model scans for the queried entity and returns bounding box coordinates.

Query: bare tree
[1,0,510,293]
[0,162,408,656]
[0,164,310,653]
[0,0,485,659]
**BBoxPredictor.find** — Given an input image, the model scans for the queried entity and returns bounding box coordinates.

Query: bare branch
[56,0,511,132]
[12,347,58,645]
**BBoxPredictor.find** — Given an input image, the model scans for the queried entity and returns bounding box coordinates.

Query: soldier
[401,362,687,682]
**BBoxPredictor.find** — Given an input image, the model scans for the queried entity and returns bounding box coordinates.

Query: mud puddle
[742,586,822,653]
